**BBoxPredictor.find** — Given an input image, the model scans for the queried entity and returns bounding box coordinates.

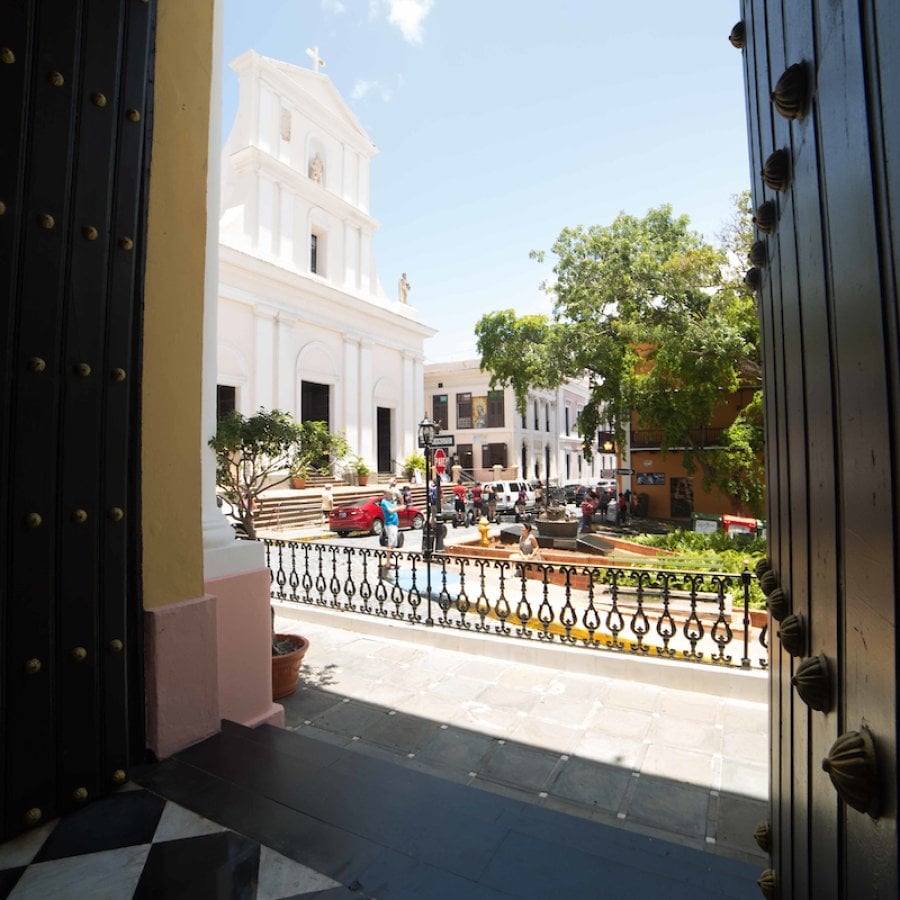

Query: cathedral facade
[217,51,435,474]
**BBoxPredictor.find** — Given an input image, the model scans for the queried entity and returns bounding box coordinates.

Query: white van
[492,481,535,514]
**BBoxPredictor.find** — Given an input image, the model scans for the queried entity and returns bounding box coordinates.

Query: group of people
[579,486,637,532]
[450,481,501,525]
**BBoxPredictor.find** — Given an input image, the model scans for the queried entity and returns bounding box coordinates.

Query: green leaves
[476,198,764,500]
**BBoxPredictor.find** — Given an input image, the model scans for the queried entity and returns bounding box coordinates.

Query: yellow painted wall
[142,1,216,608]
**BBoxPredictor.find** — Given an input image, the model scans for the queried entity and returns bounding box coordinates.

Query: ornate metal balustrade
[263,540,768,670]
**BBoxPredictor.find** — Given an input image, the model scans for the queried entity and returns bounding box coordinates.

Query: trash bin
[692,512,723,534]
[722,514,757,538]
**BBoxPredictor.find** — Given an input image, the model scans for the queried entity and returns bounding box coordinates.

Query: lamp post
[418,415,436,623]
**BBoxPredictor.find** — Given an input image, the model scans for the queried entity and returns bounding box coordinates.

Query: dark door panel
[0,0,153,841]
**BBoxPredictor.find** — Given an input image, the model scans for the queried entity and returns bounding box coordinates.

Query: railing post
[741,566,752,668]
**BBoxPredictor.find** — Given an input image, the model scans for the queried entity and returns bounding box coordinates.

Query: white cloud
[351,79,376,100]
[387,0,434,44]
[368,0,434,43]
[351,78,395,102]
[321,0,346,13]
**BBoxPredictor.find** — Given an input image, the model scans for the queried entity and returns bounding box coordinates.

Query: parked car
[329,498,424,537]
[562,482,586,503]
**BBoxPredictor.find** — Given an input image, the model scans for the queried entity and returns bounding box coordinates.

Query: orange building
[627,384,762,520]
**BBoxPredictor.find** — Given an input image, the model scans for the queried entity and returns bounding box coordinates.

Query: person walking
[580,491,596,533]
[471,482,483,520]
[378,490,400,580]
[320,483,334,525]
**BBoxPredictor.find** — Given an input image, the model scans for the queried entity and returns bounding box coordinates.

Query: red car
[329,498,424,537]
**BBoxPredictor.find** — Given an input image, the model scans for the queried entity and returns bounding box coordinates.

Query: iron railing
[264,540,768,670]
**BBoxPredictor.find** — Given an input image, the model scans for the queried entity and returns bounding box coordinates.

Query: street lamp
[418,415,437,623]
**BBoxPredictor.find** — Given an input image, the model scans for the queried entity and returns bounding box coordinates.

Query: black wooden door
[0,0,154,841]
[376,406,391,473]
[740,1,898,895]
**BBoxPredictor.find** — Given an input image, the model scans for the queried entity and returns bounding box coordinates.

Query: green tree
[210,408,303,539]
[290,420,350,479]
[475,200,764,514]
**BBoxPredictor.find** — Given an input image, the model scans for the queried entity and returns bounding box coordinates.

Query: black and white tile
[0,787,342,899]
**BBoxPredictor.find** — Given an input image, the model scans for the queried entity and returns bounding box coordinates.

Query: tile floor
[0,612,769,898]
[0,785,346,899]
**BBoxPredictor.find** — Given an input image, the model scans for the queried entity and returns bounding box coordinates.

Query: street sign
[433,448,447,475]
[616,467,634,475]
[419,433,455,448]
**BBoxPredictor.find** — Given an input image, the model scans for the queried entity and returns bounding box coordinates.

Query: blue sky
[222,1,749,362]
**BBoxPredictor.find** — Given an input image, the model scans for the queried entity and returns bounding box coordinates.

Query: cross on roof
[305,46,325,74]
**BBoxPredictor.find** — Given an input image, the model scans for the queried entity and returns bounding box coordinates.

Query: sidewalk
[274,611,769,867]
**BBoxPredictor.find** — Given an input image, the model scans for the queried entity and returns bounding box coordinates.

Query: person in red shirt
[471,482,483,520]
[453,482,467,526]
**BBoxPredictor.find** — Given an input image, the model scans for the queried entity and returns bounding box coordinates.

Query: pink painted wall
[208,566,284,729]
[145,595,220,760]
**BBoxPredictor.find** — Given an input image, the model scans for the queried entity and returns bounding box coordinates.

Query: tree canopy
[475,199,765,514]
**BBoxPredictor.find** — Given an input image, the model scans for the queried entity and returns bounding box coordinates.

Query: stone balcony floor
[0,612,768,898]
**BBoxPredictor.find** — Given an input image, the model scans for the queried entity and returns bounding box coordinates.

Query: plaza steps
[136,720,760,899]
[254,483,428,532]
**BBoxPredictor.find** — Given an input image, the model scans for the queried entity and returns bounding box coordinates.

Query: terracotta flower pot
[357,475,369,486]
[271,633,309,700]
[290,476,306,489]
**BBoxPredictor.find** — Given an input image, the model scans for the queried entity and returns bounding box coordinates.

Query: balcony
[630,427,728,450]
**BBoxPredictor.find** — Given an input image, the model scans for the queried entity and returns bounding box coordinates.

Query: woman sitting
[517,522,542,560]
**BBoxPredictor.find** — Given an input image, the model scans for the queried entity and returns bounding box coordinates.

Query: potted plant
[351,454,370,486]
[403,451,426,481]
[289,421,350,489]
[271,609,310,700]
[289,459,311,489]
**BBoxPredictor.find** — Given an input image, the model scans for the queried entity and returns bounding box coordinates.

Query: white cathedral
[216,50,435,474]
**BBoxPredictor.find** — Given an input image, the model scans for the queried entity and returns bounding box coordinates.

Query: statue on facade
[398,272,411,303]
[309,152,324,185]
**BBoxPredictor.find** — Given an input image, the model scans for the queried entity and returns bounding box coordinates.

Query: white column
[202,0,262,577]
[276,313,295,413]
[413,355,425,426]
[253,305,276,411]
[401,351,414,460]
[358,339,374,463]
[343,336,360,451]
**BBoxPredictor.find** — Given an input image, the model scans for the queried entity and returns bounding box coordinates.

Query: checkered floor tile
[0,787,342,899]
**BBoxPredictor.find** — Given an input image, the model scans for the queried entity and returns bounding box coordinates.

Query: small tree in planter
[210,408,302,539]
[403,452,426,481]
[290,421,350,487]
[350,455,370,486]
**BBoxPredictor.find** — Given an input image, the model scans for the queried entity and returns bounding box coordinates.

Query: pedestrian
[515,486,527,522]
[580,492,596,533]
[401,484,412,507]
[452,481,467,526]
[471,482,483,520]
[484,483,497,522]
[617,492,627,525]
[388,476,401,502]
[320,483,333,524]
[597,488,610,523]
[378,490,400,580]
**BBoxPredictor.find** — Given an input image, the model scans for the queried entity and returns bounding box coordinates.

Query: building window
[533,400,539,431]
[487,390,504,428]
[217,385,236,419]
[545,403,550,432]
[280,107,291,142]
[482,442,508,469]
[310,233,318,273]
[457,444,473,470]
[521,409,526,429]
[457,392,473,429]
[432,394,448,430]
[565,407,570,435]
